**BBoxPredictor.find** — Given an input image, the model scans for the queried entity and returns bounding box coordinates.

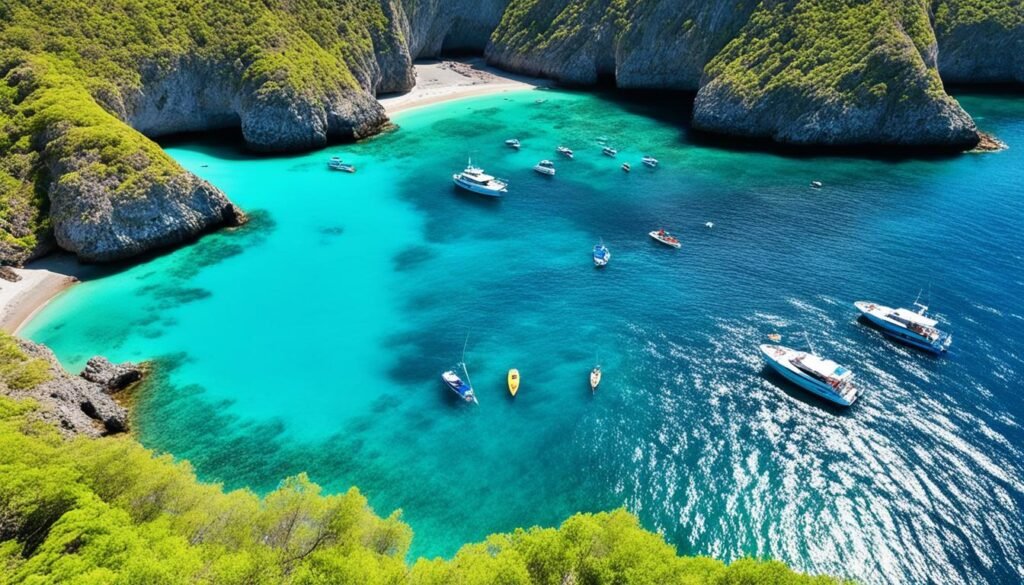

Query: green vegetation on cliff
[0,0,402,264]
[703,0,944,106]
[0,335,843,583]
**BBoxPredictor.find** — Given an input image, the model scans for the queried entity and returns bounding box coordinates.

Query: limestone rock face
[239,85,389,152]
[9,339,142,437]
[397,0,512,58]
[47,165,245,263]
[124,59,243,137]
[485,0,755,88]
[692,76,980,147]
[932,3,1024,84]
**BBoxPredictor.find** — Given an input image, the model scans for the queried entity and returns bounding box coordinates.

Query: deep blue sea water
[24,90,1024,584]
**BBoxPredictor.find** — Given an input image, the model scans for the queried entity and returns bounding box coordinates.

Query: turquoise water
[24,90,1024,584]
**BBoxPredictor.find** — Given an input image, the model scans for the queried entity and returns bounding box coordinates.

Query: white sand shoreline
[379,58,550,116]
[0,263,78,335]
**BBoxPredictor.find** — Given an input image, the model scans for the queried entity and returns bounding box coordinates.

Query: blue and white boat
[441,370,477,404]
[593,241,610,267]
[760,344,860,406]
[453,159,507,197]
[854,300,952,354]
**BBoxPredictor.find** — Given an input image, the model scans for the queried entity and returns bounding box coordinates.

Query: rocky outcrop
[81,356,144,391]
[7,339,142,437]
[46,162,244,263]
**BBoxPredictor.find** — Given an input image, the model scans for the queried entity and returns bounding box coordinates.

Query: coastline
[379,58,550,116]
[0,256,83,335]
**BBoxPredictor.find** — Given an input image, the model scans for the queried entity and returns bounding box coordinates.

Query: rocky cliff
[932,0,1024,83]
[692,0,979,146]
[1,0,1021,265]
[1,333,143,437]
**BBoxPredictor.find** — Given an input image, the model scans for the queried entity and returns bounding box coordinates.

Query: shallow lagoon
[25,90,1024,583]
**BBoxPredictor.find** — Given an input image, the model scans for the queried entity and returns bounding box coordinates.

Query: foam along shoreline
[1,256,83,335]
[379,58,550,115]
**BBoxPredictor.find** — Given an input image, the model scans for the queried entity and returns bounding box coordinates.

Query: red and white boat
[648,229,681,249]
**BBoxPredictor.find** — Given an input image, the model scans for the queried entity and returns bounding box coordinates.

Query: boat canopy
[796,354,851,380]
[890,308,938,327]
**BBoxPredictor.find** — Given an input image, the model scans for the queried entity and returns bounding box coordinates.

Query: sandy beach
[0,257,81,334]
[379,58,549,115]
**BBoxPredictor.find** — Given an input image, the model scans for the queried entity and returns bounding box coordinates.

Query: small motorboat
[328,156,353,172]
[854,299,952,354]
[649,229,681,249]
[533,160,556,176]
[760,344,860,406]
[593,241,611,267]
[621,163,631,173]
[508,369,520,397]
[642,155,659,167]
[453,158,508,197]
[441,370,478,404]
[590,366,602,392]
[556,146,574,159]
[705,221,714,229]
[810,181,823,189]
[535,99,547,104]
[505,138,521,149]
[602,146,617,157]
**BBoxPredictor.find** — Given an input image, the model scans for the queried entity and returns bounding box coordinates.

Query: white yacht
[505,138,521,149]
[557,146,574,159]
[642,155,659,167]
[854,300,952,354]
[602,146,617,157]
[760,344,860,406]
[533,160,556,176]
[453,159,508,197]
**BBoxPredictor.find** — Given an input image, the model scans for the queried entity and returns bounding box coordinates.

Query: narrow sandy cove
[379,58,549,115]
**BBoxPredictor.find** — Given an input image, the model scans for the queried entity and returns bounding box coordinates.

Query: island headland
[1,0,1021,267]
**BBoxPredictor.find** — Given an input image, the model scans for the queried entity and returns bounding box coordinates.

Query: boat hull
[759,345,857,407]
[441,371,477,403]
[453,177,505,197]
[648,232,681,248]
[508,369,520,396]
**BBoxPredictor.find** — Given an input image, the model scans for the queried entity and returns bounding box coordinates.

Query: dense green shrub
[0,392,844,584]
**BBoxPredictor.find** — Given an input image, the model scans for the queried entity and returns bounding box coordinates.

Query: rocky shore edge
[8,338,144,437]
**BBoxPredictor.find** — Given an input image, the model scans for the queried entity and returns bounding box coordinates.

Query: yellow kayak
[508,369,520,396]
[590,366,601,392]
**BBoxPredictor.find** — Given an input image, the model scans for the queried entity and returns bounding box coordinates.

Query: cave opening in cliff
[595,68,617,89]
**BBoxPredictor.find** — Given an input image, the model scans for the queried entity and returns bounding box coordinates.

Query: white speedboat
[621,162,631,173]
[533,160,556,176]
[648,229,681,249]
[505,138,521,149]
[811,181,823,189]
[642,155,658,167]
[453,159,508,197]
[760,344,860,406]
[328,156,353,172]
[602,146,617,157]
[854,300,952,354]
[557,146,574,159]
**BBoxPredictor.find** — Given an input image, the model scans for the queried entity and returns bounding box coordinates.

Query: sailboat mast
[803,332,816,354]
